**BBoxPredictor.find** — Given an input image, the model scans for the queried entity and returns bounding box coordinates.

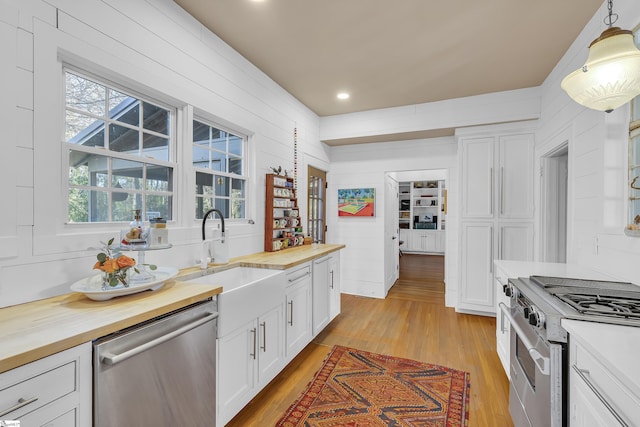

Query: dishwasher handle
[101,313,217,366]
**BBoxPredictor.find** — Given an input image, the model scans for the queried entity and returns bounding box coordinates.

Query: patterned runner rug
[276,345,470,426]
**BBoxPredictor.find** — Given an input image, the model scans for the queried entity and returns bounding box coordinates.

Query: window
[627,29,640,235]
[65,70,175,223]
[193,120,246,219]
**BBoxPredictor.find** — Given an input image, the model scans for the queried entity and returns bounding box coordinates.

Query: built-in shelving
[398,180,446,230]
[398,180,446,254]
[265,174,304,252]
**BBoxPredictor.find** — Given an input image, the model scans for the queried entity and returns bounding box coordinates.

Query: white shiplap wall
[537,0,640,283]
[329,138,458,301]
[0,0,325,307]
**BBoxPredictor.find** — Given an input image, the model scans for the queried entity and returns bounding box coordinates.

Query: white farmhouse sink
[184,267,285,336]
[185,267,281,292]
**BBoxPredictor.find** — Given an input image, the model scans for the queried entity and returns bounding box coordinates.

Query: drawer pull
[288,271,310,282]
[0,396,39,417]
[572,365,628,426]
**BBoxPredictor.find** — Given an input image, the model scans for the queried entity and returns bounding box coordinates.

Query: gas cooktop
[528,275,640,326]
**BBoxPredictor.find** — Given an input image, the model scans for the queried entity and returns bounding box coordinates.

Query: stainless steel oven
[501,275,640,427]
[500,284,566,427]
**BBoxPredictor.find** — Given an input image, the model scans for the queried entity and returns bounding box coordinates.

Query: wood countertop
[229,243,345,270]
[0,244,344,374]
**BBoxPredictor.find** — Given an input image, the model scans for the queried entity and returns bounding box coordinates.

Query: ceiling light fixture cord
[604,0,618,28]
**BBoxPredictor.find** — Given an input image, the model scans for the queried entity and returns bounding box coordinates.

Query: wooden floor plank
[226,254,513,426]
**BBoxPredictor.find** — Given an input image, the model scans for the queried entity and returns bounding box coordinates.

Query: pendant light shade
[561,20,640,113]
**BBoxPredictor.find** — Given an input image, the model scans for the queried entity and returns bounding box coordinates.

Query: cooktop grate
[555,293,640,319]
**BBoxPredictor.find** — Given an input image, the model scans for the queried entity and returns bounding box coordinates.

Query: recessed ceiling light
[337,92,350,100]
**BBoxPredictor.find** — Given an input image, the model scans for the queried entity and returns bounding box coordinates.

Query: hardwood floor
[226,254,513,426]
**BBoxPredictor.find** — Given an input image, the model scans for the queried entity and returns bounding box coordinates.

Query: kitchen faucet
[201,208,226,269]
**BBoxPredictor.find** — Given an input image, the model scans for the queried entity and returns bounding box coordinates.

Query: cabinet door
[217,319,257,425]
[312,256,331,336]
[329,253,341,320]
[423,231,437,252]
[20,407,77,427]
[498,134,534,219]
[0,343,91,427]
[495,268,510,379]
[285,281,312,358]
[461,137,494,218]
[570,368,627,427]
[498,223,534,262]
[406,230,419,251]
[459,222,495,313]
[257,305,284,385]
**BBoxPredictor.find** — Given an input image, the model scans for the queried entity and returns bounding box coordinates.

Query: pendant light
[561,0,640,113]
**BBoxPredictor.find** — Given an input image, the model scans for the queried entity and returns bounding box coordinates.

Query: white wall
[0,0,326,307]
[4,0,639,309]
[328,138,458,301]
[537,0,640,283]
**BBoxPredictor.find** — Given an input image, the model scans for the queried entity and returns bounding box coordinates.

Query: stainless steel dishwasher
[93,299,217,426]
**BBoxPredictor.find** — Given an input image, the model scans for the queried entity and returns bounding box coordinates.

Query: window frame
[192,117,249,221]
[626,27,640,235]
[63,66,178,224]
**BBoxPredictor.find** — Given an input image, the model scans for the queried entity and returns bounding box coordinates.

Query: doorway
[542,145,568,262]
[386,169,448,291]
[308,166,327,243]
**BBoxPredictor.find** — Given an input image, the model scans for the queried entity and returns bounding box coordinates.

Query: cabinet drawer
[572,340,640,424]
[286,263,311,285]
[0,361,76,418]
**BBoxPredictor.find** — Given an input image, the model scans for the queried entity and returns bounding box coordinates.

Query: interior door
[384,174,399,292]
[308,166,327,243]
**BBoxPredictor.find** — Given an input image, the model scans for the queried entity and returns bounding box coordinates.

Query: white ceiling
[174,0,602,121]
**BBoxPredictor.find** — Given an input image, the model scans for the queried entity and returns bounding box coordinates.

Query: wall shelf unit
[398,180,446,254]
[265,174,304,252]
[398,180,446,231]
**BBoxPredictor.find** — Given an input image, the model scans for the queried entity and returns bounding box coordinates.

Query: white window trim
[191,114,251,221]
[63,66,178,225]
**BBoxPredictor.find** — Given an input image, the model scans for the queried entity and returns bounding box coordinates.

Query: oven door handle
[499,302,550,375]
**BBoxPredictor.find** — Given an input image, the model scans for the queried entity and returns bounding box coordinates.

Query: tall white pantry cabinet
[457,122,535,314]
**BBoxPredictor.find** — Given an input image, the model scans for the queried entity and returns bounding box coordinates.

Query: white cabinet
[458,222,533,314]
[329,252,341,321]
[285,263,312,358]
[494,264,511,380]
[405,230,445,253]
[217,303,285,426]
[312,256,331,336]
[461,137,494,218]
[457,123,535,315]
[498,223,534,261]
[460,133,534,220]
[568,331,640,426]
[0,342,91,427]
[498,134,535,219]
[216,253,342,424]
[459,222,494,311]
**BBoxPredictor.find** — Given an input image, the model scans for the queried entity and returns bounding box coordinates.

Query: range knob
[523,307,531,318]
[502,284,512,297]
[528,310,544,328]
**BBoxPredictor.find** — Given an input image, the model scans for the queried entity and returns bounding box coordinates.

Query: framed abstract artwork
[337,188,375,217]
